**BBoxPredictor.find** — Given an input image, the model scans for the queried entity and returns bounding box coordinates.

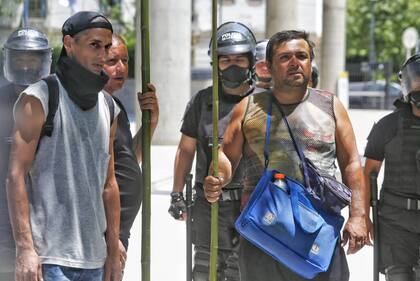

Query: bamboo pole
[140,0,151,280]
[209,0,219,279]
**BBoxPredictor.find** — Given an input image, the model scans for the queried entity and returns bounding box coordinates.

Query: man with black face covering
[168,22,256,280]
[0,27,51,281]
[364,53,420,281]
[6,11,121,281]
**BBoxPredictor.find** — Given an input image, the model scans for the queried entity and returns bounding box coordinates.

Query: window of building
[29,0,47,18]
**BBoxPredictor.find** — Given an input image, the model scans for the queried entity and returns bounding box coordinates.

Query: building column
[320,0,347,93]
[135,0,192,144]
[266,0,299,37]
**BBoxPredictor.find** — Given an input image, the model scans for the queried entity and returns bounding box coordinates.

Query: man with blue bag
[204,30,372,280]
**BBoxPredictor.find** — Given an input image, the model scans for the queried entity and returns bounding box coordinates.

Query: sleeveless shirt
[242,89,337,195]
[13,75,119,268]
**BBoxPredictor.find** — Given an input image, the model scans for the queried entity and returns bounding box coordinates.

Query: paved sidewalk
[123,109,390,281]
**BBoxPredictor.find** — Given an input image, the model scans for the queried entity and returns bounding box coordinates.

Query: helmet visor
[3,48,52,86]
[255,40,268,62]
[400,55,420,97]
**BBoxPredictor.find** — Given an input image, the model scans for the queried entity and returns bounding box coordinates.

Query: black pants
[239,238,349,281]
[191,195,241,281]
[378,202,420,278]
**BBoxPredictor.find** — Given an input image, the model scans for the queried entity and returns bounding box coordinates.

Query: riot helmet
[255,39,268,62]
[3,27,52,86]
[310,62,319,88]
[399,53,420,107]
[254,39,271,87]
[208,22,256,89]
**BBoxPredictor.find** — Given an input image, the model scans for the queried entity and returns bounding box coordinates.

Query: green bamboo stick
[140,0,151,280]
[209,0,219,279]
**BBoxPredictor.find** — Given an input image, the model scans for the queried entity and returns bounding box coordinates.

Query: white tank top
[14,75,119,268]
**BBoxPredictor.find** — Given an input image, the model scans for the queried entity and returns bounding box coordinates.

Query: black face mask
[219,65,251,89]
[56,56,109,110]
[409,91,420,109]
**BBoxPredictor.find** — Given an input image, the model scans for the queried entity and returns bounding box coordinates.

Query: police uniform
[0,26,52,281]
[181,84,253,280]
[365,101,420,279]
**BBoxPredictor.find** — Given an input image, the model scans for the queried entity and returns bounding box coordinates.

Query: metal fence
[346,60,400,109]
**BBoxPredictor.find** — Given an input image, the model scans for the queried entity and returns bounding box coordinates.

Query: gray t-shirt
[13,75,119,269]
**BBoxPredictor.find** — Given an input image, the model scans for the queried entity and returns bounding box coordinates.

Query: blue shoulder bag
[235,97,345,279]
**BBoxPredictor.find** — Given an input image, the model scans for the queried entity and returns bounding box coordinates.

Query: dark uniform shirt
[364,102,420,270]
[181,85,251,187]
[364,103,420,198]
[113,97,143,243]
[364,111,399,162]
[0,83,18,272]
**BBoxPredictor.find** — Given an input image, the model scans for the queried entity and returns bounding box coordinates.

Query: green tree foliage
[0,0,22,17]
[347,0,420,67]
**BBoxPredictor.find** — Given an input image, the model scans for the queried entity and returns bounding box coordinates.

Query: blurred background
[0,0,419,144]
[0,1,418,280]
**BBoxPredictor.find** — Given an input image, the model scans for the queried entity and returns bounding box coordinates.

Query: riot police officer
[310,62,319,88]
[0,27,51,281]
[254,39,271,91]
[364,53,420,281]
[169,22,256,280]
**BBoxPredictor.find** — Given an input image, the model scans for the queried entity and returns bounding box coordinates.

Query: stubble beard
[283,76,309,89]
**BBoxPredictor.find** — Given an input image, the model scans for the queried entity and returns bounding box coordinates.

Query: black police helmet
[255,39,269,62]
[4,27,51,51]
[208,21,257,67]
[3,27,52,86]
[399,52,420,101]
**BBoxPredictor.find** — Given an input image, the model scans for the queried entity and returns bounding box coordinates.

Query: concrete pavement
[123,109,391,281]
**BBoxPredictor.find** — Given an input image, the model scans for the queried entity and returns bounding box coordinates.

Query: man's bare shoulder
[14,94,45,139]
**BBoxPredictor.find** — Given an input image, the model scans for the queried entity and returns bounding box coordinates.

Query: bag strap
[265,95,311,186]
[273,98,306,164]
[40,75,60,138]
[38,80,115,143]
[263,98,272,169]
[265,95,305,165]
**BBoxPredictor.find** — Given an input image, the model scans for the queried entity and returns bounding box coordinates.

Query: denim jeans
[42,264,103,281]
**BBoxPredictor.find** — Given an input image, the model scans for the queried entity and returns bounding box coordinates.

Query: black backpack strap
[103,92,115,127]
[40,75,59,138]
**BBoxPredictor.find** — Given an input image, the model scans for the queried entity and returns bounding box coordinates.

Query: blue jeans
[42,264,103,281]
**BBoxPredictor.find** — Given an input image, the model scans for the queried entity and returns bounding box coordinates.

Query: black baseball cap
[60,11,113,57]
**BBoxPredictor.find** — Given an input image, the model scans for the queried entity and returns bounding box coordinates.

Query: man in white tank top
[7,11,121,281]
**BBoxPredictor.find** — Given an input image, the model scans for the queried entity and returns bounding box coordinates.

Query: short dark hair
[266,30,315,64]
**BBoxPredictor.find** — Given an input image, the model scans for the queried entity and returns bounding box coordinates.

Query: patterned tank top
[242,89,337,195]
